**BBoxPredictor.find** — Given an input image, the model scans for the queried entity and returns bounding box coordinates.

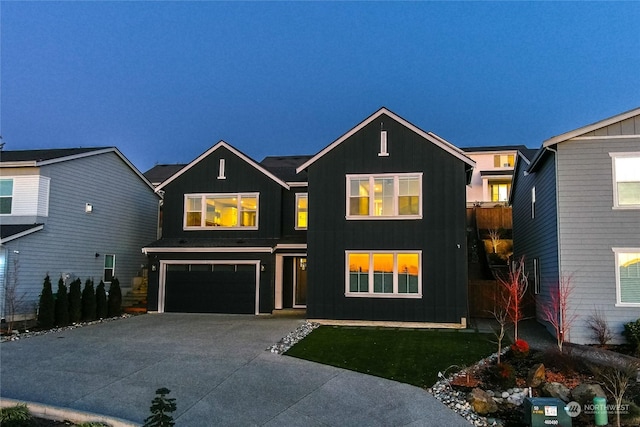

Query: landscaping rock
[468,387,498,415]
[541,382,571,402]
[571,383,606,405]
[527,363,545,387]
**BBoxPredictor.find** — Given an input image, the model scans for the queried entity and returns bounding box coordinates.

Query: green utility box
[523,397,572,427]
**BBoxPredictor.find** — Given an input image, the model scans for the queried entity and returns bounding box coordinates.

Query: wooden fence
[467,206,512,230]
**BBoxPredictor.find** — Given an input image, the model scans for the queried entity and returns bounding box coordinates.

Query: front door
[293,257,307,307]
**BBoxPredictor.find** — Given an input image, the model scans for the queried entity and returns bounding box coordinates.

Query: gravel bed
[266,321,320,354]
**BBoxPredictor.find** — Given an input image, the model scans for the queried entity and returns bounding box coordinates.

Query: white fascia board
[142,246,274,254]
[543,107,640,147]
[156,141,289,192]
[287,182,308,188]
[274,243,308,250]
[0,225,44,244]
[0,161,38,167]
[296,107,475,173]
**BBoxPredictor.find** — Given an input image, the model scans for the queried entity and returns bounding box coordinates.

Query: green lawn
[285,326,496,387]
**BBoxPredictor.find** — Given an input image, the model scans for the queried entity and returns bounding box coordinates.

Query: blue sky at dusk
[1,1,639,173]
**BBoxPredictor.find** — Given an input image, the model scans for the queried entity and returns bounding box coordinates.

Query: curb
[0,398,140,427]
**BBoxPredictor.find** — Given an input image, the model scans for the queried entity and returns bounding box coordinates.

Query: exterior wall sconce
[85,203,93,213]
[95,253,100,258]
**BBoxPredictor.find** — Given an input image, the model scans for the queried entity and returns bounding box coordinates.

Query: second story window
[611,153,640,208]
[0,179,13,214]
[184,193,258,229]
[494,154,514,168]
[295,193,308,229]
[347,173,422,219]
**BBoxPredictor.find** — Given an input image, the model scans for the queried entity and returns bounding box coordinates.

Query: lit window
[295,193,308,230]
[490,182,511,202]
[611,154,640,208]
[184,193,258,229]
[494,154,514,168]
[104,254,115,282]
[614,249,640,305]
[347,173,422,219]
[531,186,536,219]
[0,179,13,214]
[346,251,421,297]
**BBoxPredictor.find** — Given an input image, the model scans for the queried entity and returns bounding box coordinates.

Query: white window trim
[217,158,226,180]
[378,130,389,157]
[613,247,640,307]
[104,254,115,283]
[531,186,536,219]
[610,152,640,210]
[533,258,540,295]
[344,250,422,298]
[295,192,308,230]
[0,178,14,215]
[183,193,259,230]
[345,172,422,220]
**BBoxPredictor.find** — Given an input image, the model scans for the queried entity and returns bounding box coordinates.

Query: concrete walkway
[0,314,472,426]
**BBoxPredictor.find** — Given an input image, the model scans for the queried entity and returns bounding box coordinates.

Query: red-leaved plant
[510,339,530,358]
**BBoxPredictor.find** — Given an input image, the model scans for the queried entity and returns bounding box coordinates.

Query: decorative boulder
[467,387,498,415]
[527,363,546,388]
[541,382,571,402]
[571,383,606,405]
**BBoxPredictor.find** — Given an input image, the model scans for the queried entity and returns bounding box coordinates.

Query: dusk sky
[2,1,639,173]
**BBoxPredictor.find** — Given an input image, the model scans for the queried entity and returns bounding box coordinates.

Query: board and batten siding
[2,152,158,314]
[511,151,559,328]
[556,137,640,344]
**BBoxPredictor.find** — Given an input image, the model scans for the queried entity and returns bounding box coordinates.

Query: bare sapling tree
[590,358,640,427]
[497,256,528,341]
[585,307,612,346]
[489,302,510,364]
[4,255,26,333]
[540,275,577,352]
[488,228,503,254]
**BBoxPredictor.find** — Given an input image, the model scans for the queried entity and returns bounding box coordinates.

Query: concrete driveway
[0,314,471,426]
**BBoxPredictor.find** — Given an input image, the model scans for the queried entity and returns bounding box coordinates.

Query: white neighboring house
[462,146,529,206]
[0,147,159,321]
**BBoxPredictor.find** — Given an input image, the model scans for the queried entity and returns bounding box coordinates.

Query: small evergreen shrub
[143,387,177,427]
[488,362,516,389]
[81,278,97,322]
[37,274,55,329]
[96,280,108,319]
[107,277,122,317]
[54,276,70,327]
[68,278,82,323]
[0,403,32,427]
[622,318,640,356]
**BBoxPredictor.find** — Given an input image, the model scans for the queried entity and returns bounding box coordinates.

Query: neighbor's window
[494,154,515,168]
[295,193,308,230]
[346,251,421,297]
[346,173,421,219]
[184,193,258,229]
[611,154,640,208]
[0,179,13,214]
[104,254,115,282]
[614,249,640,306]
[490,182,511,202]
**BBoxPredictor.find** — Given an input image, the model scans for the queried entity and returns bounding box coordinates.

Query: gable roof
[543,106,640,147]
[0,147,156,191]
[155,140,290,192]
[260,155,312,183]
[0,224,44,244]
[461,145,528,153]
[296,107,475,173]
[144,164,187,186]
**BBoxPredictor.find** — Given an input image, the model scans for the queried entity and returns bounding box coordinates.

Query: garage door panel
[165,267,256,314]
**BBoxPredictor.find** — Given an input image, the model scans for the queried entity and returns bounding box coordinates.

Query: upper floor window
[611,153,640,208]
[0,179,13,214]
[346,173,422,219]
[494,154,514,168]
[184,193,258,229]
[346,251,422,298]
[613,248,640,306]
[295,193,308,230]
[531,186,536,219]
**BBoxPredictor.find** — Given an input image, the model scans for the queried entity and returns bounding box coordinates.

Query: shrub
[54,277,70,327]
[143,387,177,427]
[81,279,97,322]
[542,348,587,376]
[510,339,530,358]
[586,308,612,346]
[68,278,82,323]
[0,403,32,427]
[488,362,516,389]
[96,280,108,319]
[37,274,55,329]
[107,277,122,317]
[622,318,640,356]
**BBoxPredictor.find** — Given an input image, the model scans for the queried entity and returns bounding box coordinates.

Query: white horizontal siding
[4,175,49,217]
[557,138,640,344]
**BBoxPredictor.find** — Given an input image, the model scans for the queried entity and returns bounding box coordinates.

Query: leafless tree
[540,275,577,352]
[497,256,528,341]
[489,304,510,364]
[590,358,640,427]
[585,307,612,346]
[488,228,502,254]
[4,255,26,333]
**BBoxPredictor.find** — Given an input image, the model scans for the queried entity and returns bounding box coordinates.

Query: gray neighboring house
[511,107,640,344]
[0,147,159,321]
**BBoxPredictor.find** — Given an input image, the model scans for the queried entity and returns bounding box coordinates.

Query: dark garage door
[165,264,256,314]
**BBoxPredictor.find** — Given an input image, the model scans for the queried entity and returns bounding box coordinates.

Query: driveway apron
[0,314,471,426]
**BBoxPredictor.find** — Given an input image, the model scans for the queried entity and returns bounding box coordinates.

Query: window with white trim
[346,173,421,219]
[531,186,536,219]
[104,254,115,282]
[533,258,541,295]
[614,249,640,306]
[295,193,308,229]
[346,251,421,297]
[184,193,258,229]
[217,159,226,179]
[378,130,389,156]
[0,179,13,214]
[611,153,640,208]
